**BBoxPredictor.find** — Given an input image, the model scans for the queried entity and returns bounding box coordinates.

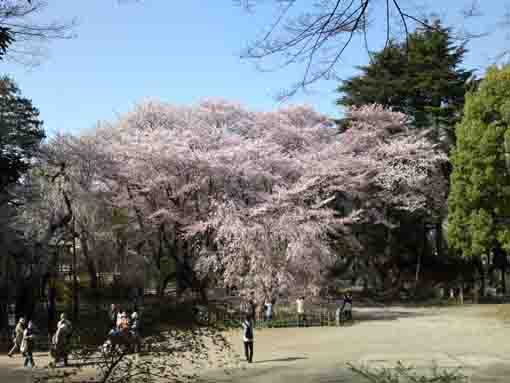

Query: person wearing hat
[8,317,26,357]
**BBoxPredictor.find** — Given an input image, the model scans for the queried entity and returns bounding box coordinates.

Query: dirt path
[204,305,510,382]
[2,305,510,382]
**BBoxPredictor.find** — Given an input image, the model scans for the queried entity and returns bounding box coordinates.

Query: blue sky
[2,0,508,136]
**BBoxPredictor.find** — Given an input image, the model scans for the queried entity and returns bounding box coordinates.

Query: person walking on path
[296,296,306,326]
[8,317,25,357]
[21,320,35,368]
[242,315,254,363]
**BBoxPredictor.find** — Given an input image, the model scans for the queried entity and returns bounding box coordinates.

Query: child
[242,315,254,363]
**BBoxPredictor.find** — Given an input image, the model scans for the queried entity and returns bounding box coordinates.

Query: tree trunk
[47,278,57,337]
[481,270,486,298]
[80,236,98,291]
[502,263,507,295]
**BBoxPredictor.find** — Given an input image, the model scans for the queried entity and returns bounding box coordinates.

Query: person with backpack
[242,314,254,363]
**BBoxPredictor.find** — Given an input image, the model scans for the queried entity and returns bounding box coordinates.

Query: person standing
[8,317,25,357]
[264,299,273,322]
[116,309,123,329]
[242,315,254,363]
[296,296,305,326]
[335,298,343,326]
[248,295,257,325]
[342,292,353,321]
[110,304,118,329]
[130,311,141,353]
[21,321,35,368]
[55,313,72,366]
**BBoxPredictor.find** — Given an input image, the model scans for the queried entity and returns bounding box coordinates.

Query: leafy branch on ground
[347,361,467,383]
[33,325,239,383]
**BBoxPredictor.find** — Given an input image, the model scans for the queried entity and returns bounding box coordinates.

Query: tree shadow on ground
[253,357,308,364]
[351,308,432,323]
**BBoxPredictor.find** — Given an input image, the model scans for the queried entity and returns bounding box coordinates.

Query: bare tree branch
[236,0,455,99]
[0,0,76,65]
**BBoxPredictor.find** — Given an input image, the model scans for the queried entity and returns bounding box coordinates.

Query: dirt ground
[2,305,510,382]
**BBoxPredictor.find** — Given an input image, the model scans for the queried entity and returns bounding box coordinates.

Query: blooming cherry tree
[25,101,447,301]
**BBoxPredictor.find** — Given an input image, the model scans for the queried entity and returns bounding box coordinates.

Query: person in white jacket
[8,317,25,357]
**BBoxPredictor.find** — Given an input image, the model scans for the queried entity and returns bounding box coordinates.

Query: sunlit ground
[2,305,510,383]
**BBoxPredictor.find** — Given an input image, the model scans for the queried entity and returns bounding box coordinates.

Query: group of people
[239,292,354,364]
[108,304,140,336]
[8,317,36,368]
[7,313,73,368]
[104,304,141,353]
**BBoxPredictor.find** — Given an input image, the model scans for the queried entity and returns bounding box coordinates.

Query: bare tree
[0,0,75,65]
[235,0,488,99]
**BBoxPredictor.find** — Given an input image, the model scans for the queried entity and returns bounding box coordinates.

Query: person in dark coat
[22,321,35,368]
[110,304,118,329]
[242,314,254,363]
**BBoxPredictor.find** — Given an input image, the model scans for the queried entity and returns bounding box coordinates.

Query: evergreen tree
[0,76,45,195]
[448,65,510,258]
[337,21,473,137]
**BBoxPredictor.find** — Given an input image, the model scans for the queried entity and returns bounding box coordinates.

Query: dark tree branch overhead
[235,0,458,99]
[0,0,75,64]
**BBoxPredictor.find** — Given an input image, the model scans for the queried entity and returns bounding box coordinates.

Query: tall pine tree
[337,21,473,140]
[0,76,45,195]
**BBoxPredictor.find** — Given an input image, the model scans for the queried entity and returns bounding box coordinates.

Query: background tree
[0,76,45,323]
[337,21,473,141]
[448,65,510,295]
[0,76,45,196]
[236,0,478,98]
